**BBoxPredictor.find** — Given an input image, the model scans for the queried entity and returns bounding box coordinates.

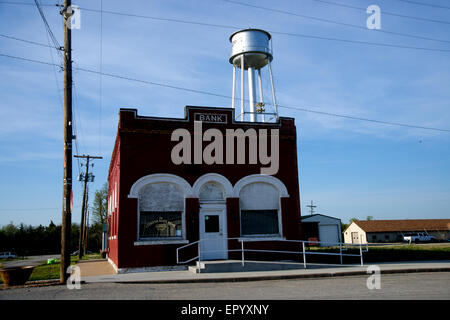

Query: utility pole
[306,200,317,216]
[84,208,90,255]
[83,187,89,255]
[74,154,102,259]
[60,0,73,284]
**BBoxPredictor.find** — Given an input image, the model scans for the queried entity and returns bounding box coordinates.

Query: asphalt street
[1,271,449,300]
[1,254,60,268]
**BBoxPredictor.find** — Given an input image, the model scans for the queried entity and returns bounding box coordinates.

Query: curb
[108,267,450,285]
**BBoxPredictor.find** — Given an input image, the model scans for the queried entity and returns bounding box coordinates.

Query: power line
[271,30,450,53]
[277,104,450,133]
[0,1,44,5]
[0,33,60,49]
[394,0,450,10]
[2,2,450,53]
[0,52,57,66]
[98,0,103,156]
[79,6,450,53]
[223,0,450,44]
[311,0,450,25]
[0,206,80,211]
[1,52,449,133]
[0,0,55,7]
[33,0,63,59]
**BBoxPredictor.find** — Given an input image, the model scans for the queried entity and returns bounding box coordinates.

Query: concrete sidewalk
[76,259,116,277]
[79,260,450,284]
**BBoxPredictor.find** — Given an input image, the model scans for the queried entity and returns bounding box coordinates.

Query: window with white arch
[138,182,184,239]
[239,182,282,237]
[199,182,225,202]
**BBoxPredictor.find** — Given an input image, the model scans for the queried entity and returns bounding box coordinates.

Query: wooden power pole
[74,154,102,259]
[60,0,73,284]
[306,200,317,216]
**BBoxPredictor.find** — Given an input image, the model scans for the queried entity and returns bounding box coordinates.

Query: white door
[351,232,359,244]
[319,225,339,246]
[199,203,227,260]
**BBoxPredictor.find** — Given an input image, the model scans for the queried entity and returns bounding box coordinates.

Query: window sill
[239,236,286,242]
[134,239,189,246]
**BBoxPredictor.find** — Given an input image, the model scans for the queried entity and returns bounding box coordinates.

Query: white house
[343,219,450,244]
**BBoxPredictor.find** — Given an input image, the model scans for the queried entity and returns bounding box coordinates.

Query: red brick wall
[108,106,302,269]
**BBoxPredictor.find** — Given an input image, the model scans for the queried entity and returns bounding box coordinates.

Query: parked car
[0,251,17,259]
[403,232,436,244]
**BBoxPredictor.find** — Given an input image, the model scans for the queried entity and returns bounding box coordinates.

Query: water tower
[229,28,278,122]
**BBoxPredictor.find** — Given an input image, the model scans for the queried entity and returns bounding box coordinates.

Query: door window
[205,215,220,233]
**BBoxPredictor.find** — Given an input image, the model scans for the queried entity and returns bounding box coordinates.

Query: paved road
[1,254,60,268]
[1,272,449,300]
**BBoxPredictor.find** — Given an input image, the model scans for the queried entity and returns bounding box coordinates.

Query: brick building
[106,106,302,272]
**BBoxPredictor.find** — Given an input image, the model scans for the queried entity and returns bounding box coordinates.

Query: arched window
[239,182,281,236]
[138,183,184,239]
[199,182,225,202]
[129,173,192,243]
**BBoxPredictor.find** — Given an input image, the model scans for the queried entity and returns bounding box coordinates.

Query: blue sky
[0,0,449,227]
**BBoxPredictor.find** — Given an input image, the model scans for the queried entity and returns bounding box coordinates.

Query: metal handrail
[176,237,368,271]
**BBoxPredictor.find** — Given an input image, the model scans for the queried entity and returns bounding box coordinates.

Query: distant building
[301,214,342,246]
[343,219,450,244]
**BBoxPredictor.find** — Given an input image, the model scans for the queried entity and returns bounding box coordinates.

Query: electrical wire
[311,0,450,25]
[77,7,450,53]
[223,0,450,44]
[394,0,450,10]
[1,2,450,53]
[0,206,80,212]
[98,0,103,156]
[1,52,449,133]
[0,33,60,49]
[33,0,63,59]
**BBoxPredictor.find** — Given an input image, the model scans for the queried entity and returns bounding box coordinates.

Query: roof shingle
[353,219,450,233]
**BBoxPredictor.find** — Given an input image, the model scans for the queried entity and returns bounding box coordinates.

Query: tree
[366,216,374,221]
[92,182,108,225]
[349,217,359,223]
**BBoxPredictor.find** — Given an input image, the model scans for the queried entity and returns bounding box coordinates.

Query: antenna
[229,29,278,122]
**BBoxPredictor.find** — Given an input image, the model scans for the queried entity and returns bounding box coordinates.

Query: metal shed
[301,214,342,246]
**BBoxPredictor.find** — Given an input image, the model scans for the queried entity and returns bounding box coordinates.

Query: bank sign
[194,113,228,124]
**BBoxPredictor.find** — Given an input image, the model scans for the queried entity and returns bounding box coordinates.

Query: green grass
[304,243,450,263]
[28,256,78,281]
[80,253,101,260]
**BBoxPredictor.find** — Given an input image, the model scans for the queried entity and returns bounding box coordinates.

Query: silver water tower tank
[229,29,278,122]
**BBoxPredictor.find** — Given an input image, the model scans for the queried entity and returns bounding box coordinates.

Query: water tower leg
[248,67,256,122]
[257,68,265,122]
[240,54,245,121]
[268,61,278,119]
[232,65,236,112]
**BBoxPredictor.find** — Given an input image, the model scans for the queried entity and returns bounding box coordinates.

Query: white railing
[176,238,367,273]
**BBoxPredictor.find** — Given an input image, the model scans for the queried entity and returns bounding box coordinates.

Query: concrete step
[188,260,307,273]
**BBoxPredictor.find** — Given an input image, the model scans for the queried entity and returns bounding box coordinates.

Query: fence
[176,237,368,273]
